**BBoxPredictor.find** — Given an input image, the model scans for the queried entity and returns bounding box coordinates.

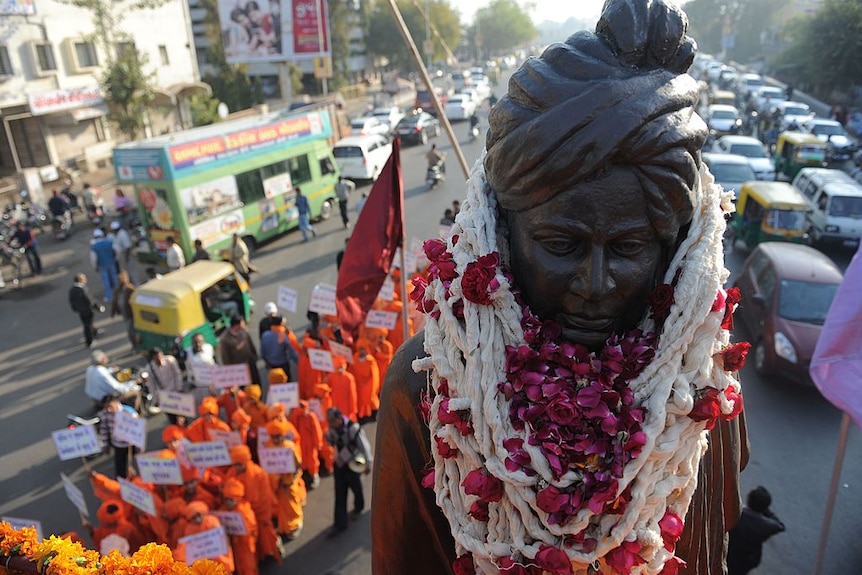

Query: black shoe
[349,509,362,521]
[325,526,346,539]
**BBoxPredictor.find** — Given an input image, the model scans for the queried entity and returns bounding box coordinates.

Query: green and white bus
[113,107,340,264]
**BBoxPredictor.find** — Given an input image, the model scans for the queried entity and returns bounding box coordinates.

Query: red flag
[336,138,404,343]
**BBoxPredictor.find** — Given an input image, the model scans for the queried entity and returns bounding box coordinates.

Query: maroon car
[734,242,843,384]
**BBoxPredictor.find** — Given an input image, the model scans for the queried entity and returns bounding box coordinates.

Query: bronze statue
[372,1,748,573]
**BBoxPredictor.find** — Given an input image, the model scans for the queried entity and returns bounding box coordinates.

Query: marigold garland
[0,523,226,575]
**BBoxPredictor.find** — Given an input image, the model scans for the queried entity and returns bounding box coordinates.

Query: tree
[188,93,221,127]
[365,0,461,71]
[471,0,537,60]
[101,49,155,139]
[327,0,353,90]
[683,0,784,63]
[59,0,167,63]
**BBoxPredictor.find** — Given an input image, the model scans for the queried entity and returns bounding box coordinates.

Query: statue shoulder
[381,332,429,406]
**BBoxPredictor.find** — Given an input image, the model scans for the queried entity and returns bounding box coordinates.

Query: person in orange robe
[176,501,234,573]
[264,419,306,541]
[308,378,335,474]
[383,298,413,352]
[230,408,252,445]
[85,499,146,554]
[184,398,232,443]
[350,339,381,422]
[327,357,357,422]
[162,497,188,550]
[216,387,248,422]
[298,328,328,400]
[240,384,268,462]
[89,470,122,504]
[220,478,259,575]
[225,444,282,562]
[288,399,324,490]
[365,328,394,383]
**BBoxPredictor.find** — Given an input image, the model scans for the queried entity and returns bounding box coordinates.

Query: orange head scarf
[198,398,218,416]
[266,419,289,438]
[222,477,246,499]
[269,368,288,384]
[184,501,209,520]
[162,424,185,444]
[230,444,252,464]
[97,500,124,526]
[266,403,286,421]
[246,384,262,400]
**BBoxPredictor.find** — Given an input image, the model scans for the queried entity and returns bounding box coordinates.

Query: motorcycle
[52,212,73,240]
[87,204,104,226]
[426,163,445,189]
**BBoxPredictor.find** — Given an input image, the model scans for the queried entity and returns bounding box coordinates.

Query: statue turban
[485,0,707,239]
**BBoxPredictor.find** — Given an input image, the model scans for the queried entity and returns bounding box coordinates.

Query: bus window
[288,155,312,185]
[260,161,289,180]
[236,169,264,204]
[320,156,336,176]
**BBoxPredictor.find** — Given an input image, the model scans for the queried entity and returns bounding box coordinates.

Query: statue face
[506,166,672,350]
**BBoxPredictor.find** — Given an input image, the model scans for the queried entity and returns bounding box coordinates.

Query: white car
[753,86,786,114]
[332,134,393,182]
[350,116,391,137]
[735,73,764,100]
[444,94,477,121]
[702,152,756,197]
[706,104,742,137]
[771,101,814,131]
[803,118,857,162]
[371,106,405,131]
[712,135,776,180]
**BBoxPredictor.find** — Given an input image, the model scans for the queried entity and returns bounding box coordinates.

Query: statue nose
[570,245,615,301]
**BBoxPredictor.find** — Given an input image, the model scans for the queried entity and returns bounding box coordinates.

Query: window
[159,45,169,66]
[0,46,12,76]
[319,156,336,176]
[236,169,264,205]
[74,41,99,68]
[116,41,137,59]
[288,154,312,185]
[33,43,57,73]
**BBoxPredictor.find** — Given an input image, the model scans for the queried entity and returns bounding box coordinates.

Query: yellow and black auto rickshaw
[727,181,811,251]
[773,131,828,181]
[130,260,252,354]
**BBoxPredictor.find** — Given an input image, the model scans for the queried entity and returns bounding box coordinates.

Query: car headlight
[826,224,840,233]
[774,332,797,364]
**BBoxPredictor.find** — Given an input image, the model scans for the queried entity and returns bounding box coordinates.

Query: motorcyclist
[469,113,480,141]
[84,349,140,407]
[426,144,446,173]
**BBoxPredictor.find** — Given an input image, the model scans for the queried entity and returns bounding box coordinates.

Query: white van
[332,134,393,183]
[795,173,862,247]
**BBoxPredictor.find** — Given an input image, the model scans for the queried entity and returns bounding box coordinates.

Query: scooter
[427,163,445,189]
[87,204,104,226]
[52,212,72,240]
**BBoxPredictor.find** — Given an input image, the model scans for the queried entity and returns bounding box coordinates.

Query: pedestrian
[48,188,71,220]
[355,192,368,213]
[324,406,372,538]
[83,499,145,554]
[288,400,324,490]
[219,478,259,575]
[110,270,138,354]
[111,220,134,268]
[12,221,42,276]
[258,301,279,337]
[328,357,357,422]
[70,273,105,348]
[165,236,185,271]
[81,183,101,215]
[191,238,210,262]
[176,502,235,573]
[185,333,216,404]
[294,187,316,242]
[335,176,355,228]
[727,486,786,575]
[451,199,460,216]
[218,316,261,386]
[225,444,283,562]
[146,347,184,423]
[260,315,300,381]
[228,233,253,284]
[90,229,118,303]
[350,340,380,423]
[439,208,455,226]
[98,396,140,478]
[184,398,232,443]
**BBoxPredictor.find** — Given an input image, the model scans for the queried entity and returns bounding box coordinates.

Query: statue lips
[558,313,615,344]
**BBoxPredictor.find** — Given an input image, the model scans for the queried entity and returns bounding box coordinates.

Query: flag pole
[813,411,851,575]
[384,0,469,180]
[395,137,410,343]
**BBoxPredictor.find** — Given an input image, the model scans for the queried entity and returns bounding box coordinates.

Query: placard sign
[211,364,252,389]
[159,391,197,418]
[267,382,300,410]
[113,410,147,450]
[365,309,398,330]
[256,427,268,453]
[328,340,354,364]
[190,364,215,388]
[135,454,183,485]
[307,348,334,372]
[212,511,248,536]
[118,477,156,516]
[378,277,395,301]
[60,473,88,517]
[1,517,44,540]
[184,441,232,468]
[208,429,244,447]
[277,285,298,313]
[308,399,325,422]
[258,446,297,474]
[179,527,229,564]
[439,224,453,238]
[412,236,430,269]
[308,284,337,315]
[52,425,101,461]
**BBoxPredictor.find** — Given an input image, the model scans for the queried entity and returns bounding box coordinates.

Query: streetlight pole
[316,0,328,96]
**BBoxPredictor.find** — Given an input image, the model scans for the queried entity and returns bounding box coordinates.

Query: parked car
[444,94,477,121]
[733,242,843,384]
[712,135,776,180]
[802,118,857,162]
[394,111,440,146]
[706,104,742,138]
[332,134,393,182]
[350,116,391,137]
[702,152,756,197]
[371,106,405,131]
[771,101,814,131]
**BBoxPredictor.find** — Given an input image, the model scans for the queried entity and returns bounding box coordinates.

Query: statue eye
[539,236,580,256]
[612,238,647,256]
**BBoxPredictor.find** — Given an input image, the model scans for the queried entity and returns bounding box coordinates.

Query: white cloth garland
[414,152,739,574]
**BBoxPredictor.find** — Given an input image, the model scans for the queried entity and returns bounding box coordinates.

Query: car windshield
[397,118,418,128]
[829,196,862,218]
[783,106,809,116]
[778,279,839,324]
[710,163,755,182]
[797,145,826,162]
[729,143,767,158]
[813,124,844,136]
[761,88,783,98]
[711,110,738,120]
[333,146,362,158]
[765,209,808,231]
[351,120,367,129]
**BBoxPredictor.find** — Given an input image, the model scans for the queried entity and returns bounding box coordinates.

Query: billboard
[218,0,329,64]
[1,0,36,15]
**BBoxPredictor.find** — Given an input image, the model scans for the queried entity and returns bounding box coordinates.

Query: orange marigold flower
[0,522,39,557]
[128,543,178,575]
[100,549,134,575]
[189,559,227,575]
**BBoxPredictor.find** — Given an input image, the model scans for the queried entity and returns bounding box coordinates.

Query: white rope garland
[414,152,739,574]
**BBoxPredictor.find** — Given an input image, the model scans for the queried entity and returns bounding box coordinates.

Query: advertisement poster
[180,175,242,225]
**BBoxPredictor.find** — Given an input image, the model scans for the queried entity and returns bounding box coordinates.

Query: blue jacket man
[90,229,118,303]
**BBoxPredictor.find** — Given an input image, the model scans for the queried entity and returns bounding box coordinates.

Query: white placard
[256,427,269,454]
[365,309,398,330]
[208,429,244,447]
[403,250,418,273]
[118,477,156,516]
[52,425,102,461]
[1,517,44,540]
[328,340,354,364]
[211,364,252,389]
[277,285,298,313]
[190,364,215,388]
[135,454,183,485]
[308,399,325,422]
[179,527,229,564]
[267,382,300,410]
[378,277,395,301]
[410,237,425,255]
[60,473,88,517]
[211,511,248,536]
[307,348,335,372]
[258,446,297,474]
[113,410,147,450]
[183,441,232,468]
[438,224,453,238]
[308,284,337,316]
[159,391,197,418]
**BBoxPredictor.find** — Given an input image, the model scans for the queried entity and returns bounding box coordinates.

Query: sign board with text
[135,454,183,485]
[159,391,197,418]
[308,284,337,315]
[328,340,353,364]
[212,511,248,536]
[365,309,398,330]
[307,348,334,372]
[179,527,229,564]
[208,429,244,448]
[267,382,300,410]
[52,425,102,461]
[113,410,147,450]
[60,473,88,517]
[277,285,298,313]
[184,441,232,468]
[211,364,252,389]
[118,478,156,516]
[258,446,297,474]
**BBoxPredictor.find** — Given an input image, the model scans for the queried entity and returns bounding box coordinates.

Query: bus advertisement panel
[114,108,340,264]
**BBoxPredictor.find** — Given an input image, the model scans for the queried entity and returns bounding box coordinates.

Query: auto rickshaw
[773,131,828,181]
[727,181,811,251]
[130,260,252,354]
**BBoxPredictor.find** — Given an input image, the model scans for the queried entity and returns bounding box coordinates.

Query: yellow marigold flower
[128,543,177,575]
[188,559,227,575]
[100,549,133,575]
[0,522,39,557]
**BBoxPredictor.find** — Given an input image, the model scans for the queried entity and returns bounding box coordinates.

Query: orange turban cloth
[97,500,124,525]
[246,384,262,400]
[162,424,185,444]
[181,465,199,484]
[222,477,246,499]
[164,498,187,520]
[266,404,286,421]
[266,419,289,437]
[184,501,209,520]
[230,444,252,464]
[231,408,252,427]
[269,368,288,384]
[60,532,84,544]
[199,398,218,416]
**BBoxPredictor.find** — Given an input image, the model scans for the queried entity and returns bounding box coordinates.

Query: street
[1,106,861,575]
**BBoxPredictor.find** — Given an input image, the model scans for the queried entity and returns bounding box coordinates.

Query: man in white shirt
[166,236,185,270]
[335,176,356,228]
[185,333,216,403]
[84,350,138,405]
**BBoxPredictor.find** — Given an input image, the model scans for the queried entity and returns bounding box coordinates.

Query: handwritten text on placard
[60,473,88,517]
[52,426,101,461]
[212,511,248,536]
[267,383,300,410]
[179,527,229,564]
[208,429,243,447]
[159,391,197,418]
[365,309,398,330]
[211,364,251,389]
[328,340,354,364]
[184,441,232,468]
[307,348,334,372]
[258,447,297,474]
[277,285,298,313]
[308,284,337,315]
[118,477,156,516]
[113,410,146,450]
[135,454,183,485]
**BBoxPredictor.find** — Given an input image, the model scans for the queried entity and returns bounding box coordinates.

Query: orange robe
[176,514,234,573]
[385,299,413,352]
[350,352,381,419]
[225,461,280,562]
[219,501,258,575]
[372,338,394,383]
[289,405,324,477]
[217,389,248,422]
[184,416,232,443]
[90,471,121,503]
[91,518,146,554]
[264,438,306,536]
[298,334,326,400]
[162,497,187,550]
[328,370,358,422]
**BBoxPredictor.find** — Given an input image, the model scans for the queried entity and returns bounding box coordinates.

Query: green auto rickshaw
[727,181,811,251]
[773,131,828,181]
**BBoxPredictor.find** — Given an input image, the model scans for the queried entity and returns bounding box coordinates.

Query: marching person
[335,175,355,229]
[90,229,118,303]
[218,316,261,386]
[324,407,372,538]
[12,220,42,276]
